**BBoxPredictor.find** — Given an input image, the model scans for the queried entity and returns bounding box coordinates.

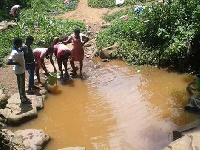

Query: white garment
[115,0,125,5]
[8,50,25,74]
[10,5,20,16]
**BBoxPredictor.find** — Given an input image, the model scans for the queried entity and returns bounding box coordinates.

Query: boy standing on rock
[7,37,32,104]
[21,36,35,94]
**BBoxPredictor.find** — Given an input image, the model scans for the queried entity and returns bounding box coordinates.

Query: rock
[186,80,196,95]
[101,23,111,28]
[2,129,50,150]
[163,135,192,150]
[1,129,25,150]
[0,21,17,31]
[102,59,110,62]
[14,129,50,150]
[39,89,48,99]
[0,93,45,126]
[0,89,8,109]
[58,147,86,150]
[173,131,182,141]
[99,43,119,59]
[165,124,200,149]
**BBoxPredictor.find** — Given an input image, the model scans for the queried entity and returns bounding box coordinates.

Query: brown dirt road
[56,0,128,32]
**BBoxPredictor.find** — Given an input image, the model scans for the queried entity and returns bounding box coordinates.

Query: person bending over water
[53,37,71,79]
[33,47,57,84]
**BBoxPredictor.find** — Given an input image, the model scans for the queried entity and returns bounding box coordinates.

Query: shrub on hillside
[97,0,200,72]
[88,0,140,8]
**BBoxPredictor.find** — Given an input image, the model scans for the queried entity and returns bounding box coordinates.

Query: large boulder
[163,125,200,150]
[0,93,44,126]
[2,129,50,150]
[14,129,50,150]
[99,43,119,59]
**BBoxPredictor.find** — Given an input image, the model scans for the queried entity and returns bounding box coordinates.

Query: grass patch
[88,0,145,8]
[0,0,85,64]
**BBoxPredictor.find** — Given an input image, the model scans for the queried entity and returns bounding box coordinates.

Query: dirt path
[57,0,128,32]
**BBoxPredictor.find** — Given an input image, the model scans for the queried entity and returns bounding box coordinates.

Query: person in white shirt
[7,37,31,104]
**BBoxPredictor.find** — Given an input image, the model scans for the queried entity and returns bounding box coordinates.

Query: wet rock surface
[0,93,45,126]
[2,129,50,150]
[164,125,200,150]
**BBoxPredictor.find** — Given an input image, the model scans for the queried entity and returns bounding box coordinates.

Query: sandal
[21,97,32,104]
[26,89,34,95]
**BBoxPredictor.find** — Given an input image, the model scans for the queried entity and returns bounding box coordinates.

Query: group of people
[7,28,89,104]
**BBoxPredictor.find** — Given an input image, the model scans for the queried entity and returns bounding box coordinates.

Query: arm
[7,59,21,66]
[82,35,89,45]
[40,58,49,75]
[7,51,21,66]
[62,36,72,45]
[49,54,57,73]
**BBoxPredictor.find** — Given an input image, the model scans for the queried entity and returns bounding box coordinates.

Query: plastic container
[196,74,200,91]
[48,73,58,86]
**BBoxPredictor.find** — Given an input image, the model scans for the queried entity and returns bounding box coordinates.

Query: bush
[0,0,85,63]
[97,0,200,72]
[88,0,140,8]
[0,0,79,21]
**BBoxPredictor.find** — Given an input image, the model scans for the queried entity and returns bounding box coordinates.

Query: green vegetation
[88,0,145,8]
[0,0,79,21]
[0,0,85,64]
[98,0,200,73]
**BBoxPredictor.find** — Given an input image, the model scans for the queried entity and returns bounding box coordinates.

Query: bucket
[48,73,58,86]
[196,74,200,91]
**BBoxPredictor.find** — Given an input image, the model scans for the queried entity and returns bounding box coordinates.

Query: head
[47,46,54,54]
[60,34,68,42]
[13,37,22,48]
[52,37,60,45]
[74,28,80,37]
[26,35,34,46]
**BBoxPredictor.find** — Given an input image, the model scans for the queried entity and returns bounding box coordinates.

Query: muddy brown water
[9,59,200,150]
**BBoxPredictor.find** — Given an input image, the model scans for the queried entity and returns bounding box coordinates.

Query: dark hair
[60,34,68,42]
[74,28,80,34]
[13,37,22,47]
[26,35,34,42]
[47,46,54,52]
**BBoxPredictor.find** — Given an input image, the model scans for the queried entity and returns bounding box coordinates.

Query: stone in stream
[0,89,8,109]
[0,93,45,126]
[1,129,50,150]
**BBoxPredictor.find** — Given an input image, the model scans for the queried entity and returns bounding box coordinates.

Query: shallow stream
[10,59,200,150]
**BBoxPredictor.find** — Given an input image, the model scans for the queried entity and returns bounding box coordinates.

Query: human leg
[35,68,41,83]
[16,73,26,101]
[79,60,83,76]
[70,60,77,76]
[63,58,69,78]
[27,63,35,91]
[57,58,63,78]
